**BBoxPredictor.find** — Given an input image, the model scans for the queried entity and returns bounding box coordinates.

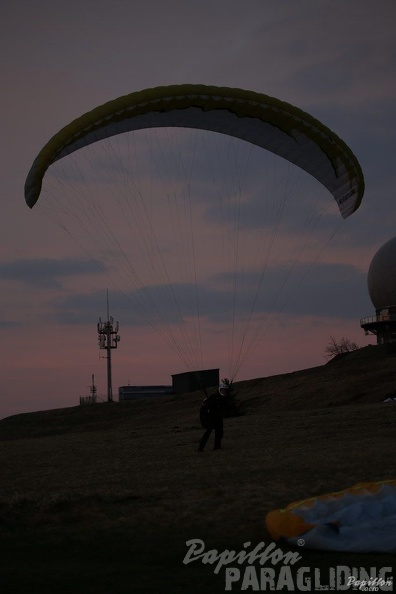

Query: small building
[118,368,219,400]
[172,368,219,394]
[118,385,173,401]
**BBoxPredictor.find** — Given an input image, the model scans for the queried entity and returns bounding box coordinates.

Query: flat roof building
[171,368,219,394]
[118,385,173,401]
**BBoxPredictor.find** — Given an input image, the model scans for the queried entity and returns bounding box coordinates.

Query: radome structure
[361,237,396,345]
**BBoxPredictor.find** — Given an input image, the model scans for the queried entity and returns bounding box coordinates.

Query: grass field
[0,346,395,593]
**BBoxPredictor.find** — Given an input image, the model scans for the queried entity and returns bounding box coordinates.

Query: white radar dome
[367,237,396,310]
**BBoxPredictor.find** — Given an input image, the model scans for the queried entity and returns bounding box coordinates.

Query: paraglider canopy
[24,85,365,380]
[266,480,396,553]
[25,84,364,216]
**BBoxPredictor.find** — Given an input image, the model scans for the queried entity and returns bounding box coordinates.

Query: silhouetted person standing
[198,380,230,451]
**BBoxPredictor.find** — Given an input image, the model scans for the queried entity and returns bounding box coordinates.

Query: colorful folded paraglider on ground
[266,480,396,552]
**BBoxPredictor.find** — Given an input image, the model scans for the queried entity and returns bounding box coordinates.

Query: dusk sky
[1,0,396,419]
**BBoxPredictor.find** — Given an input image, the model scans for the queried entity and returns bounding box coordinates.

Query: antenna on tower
[107,288,110,321]
[98,290,120,402]
[90,374,97,400]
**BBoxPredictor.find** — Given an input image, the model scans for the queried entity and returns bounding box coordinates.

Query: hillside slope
[0,345,395,594]
[0,344,395,440]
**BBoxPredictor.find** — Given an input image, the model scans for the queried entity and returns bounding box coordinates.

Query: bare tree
[325,336,359,360]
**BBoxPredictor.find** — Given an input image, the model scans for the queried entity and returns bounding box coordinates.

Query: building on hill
[118,369,219,400]
[118,385,173,401]
[171,368,219,394]
[361,237,396,347]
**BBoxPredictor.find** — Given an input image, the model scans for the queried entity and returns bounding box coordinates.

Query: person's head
[218,382,229,396]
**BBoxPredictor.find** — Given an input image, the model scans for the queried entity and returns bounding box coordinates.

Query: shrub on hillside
[325,336,360,360]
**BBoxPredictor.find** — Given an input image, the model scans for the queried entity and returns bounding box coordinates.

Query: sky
[1,0,396,419]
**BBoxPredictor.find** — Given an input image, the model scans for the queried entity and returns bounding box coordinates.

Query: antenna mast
[90,374,97,401]
[98,290,120,402]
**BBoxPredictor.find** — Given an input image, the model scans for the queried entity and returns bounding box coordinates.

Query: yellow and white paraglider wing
[23,84,365,381]
[24,84,364,217]
[266,480,396,552]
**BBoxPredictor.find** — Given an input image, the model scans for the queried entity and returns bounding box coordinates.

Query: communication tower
[98,292,120,402]
[89,374,97,401]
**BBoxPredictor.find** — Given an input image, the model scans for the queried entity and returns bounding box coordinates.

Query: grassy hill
[0,345,395,593]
